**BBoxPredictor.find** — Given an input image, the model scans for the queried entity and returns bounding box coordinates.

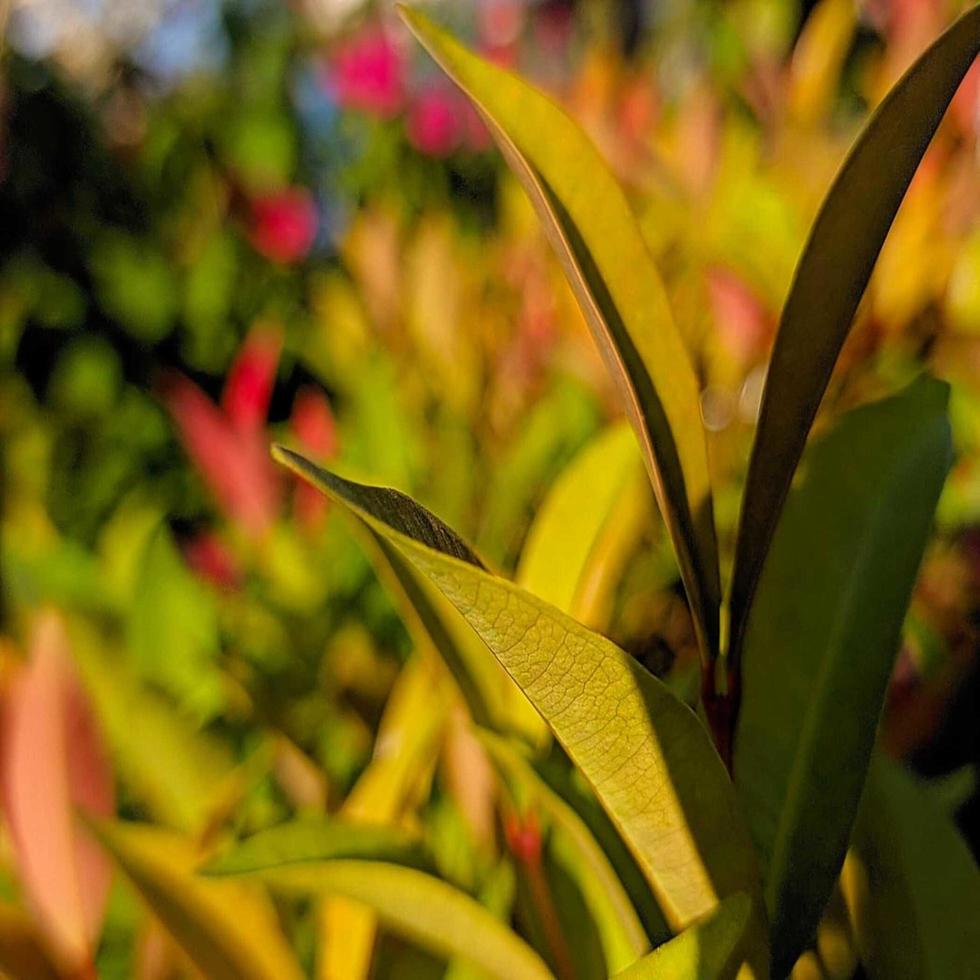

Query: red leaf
[222,325,283,432]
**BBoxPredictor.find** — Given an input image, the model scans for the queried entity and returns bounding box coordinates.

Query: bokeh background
[1,0,979,976]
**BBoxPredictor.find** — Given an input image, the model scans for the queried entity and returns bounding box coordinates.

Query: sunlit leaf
[319,654,451,980]
[87,820,304,980]
[612,893,752,980]
[733,377,953,974]
[481,731,648,973]
[203,818,430,876]
[517,421,648,631]
[843,756,980,980]
[400,7,721,664]
[209,859,553,980]
[0,612,113,977]
[274,446,767,974]
[729,6,980,661]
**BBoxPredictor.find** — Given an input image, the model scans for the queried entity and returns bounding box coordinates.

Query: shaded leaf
[215,859,552,980]
[0,904,62,980]
[400,7,720,663]
[88,820,304,980]
[612,893,752,980]
[843,755,980,980]
[729,5,980,659]
[203,818,430,876]
[274,446,766,973]
[733,377,953,974]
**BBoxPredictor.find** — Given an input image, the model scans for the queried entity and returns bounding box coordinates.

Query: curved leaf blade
[844,756,980,980]
[217,859,553,980]
[203,819,430,877]
[399,7,720,663]
[612,892,752,980]
[273,446,766,970]
[733,377,953,973]
[729,5,980,660]
[87,820,304,980]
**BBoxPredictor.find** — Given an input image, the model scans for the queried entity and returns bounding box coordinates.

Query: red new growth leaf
[0,612,114,978]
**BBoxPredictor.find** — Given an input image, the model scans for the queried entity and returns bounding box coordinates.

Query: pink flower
[406,88,462,157]
[248,188,318,265]
[329,25,405,118]
[182,532,242,590]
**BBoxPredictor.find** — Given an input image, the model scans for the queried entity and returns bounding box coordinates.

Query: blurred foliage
[1,0,979,977]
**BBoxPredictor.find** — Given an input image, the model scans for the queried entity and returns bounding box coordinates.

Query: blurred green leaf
[274,447,767,972]
[209,859,552,980]
[729,6,980,660]
[733,377,953,974]
[400,7,721,664]
[612,893,752,980]
[88,820,304,980]
[90,232,178,341]
[128,524,225,722]
[74,633,238,836]
[844,756,980,980]
[204,819,431,876]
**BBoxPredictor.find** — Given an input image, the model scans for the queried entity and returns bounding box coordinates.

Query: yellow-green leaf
[216,859,553,980]
[203,818,430,876]
[733,377,952,974]
[273,446,766,975]
[729,5,980,662]
[399,6,720,664]
[87,820,304,980]
[844,756,980,980]
[612,893,752,980]
[517,421,648,630]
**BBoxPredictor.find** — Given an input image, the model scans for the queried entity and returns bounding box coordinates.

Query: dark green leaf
[733,377,953,973]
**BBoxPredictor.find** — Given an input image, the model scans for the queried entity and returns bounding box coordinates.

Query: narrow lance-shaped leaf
[273,446,768,977]
[87,820,304,980]
[203,818,432,877]
[399,7,721,665]
[612,893,752,980]
[842,755,980,980]
[729,5,980,663]
[733,377,953,974]
[206,859,553,980]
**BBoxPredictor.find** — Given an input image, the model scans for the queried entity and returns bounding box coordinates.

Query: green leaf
[399,6,720,664]
[517,421,648,630]
[273,446,766,971]
[480,731,649,973]
[729,5,980,658]
[87,820,304,980]
[844,756,980,980]
[612,893,753,980]
[733,377,953,974]
[203,819,430,876]
[212,859,553,980]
